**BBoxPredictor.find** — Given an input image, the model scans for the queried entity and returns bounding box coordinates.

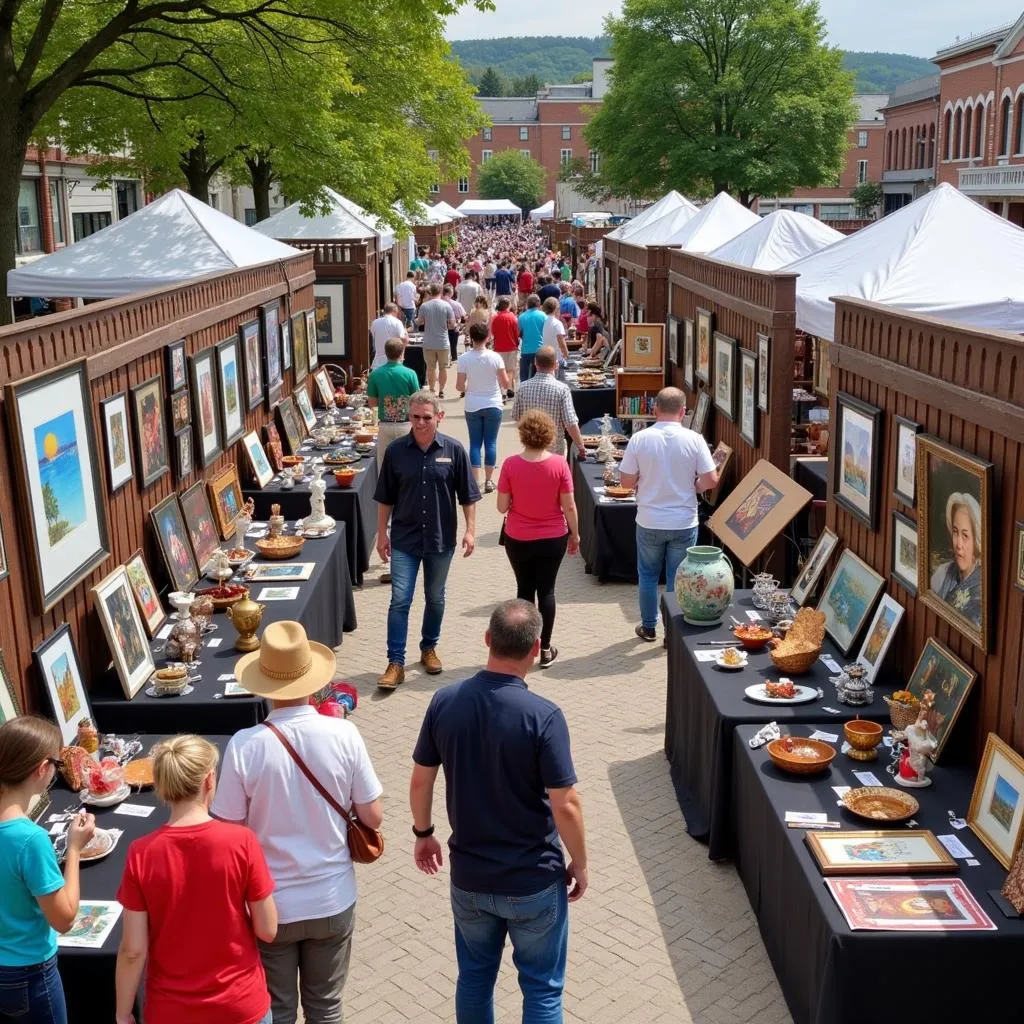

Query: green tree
[476,151,547,214]
[585,0,856,205]
[42,482,58,528]
[477,66,505,96]
[508,73,540,96]
[850,181,883,219]
[557,156,612,202]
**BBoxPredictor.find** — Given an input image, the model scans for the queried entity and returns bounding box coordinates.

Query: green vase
[674,545,735,626]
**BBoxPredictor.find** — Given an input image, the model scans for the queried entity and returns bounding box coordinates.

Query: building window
[430,183,440,194]
[589,151,601,174]
[943,110,952,160]
[116,180,139,220]
[520,149,531,158]
[244,208,258,226]
[858,130,868,148]
[457,177,469,193]
[482,127,492,141]
[953,108,963,159]
[560,148,573,166]
[427,148,438,161]
[519,127,529,141]
[16,180,41,254]
[821,203,856,221]
[481,150,492,163]
[72,211,111,241]
[1000,96,1012,156]
[857,159,868,184]
[562,126,571,140]
[208,192,218,210]
[48,180,65,245]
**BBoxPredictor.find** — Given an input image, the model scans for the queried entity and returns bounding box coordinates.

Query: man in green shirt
[410,248,430,274]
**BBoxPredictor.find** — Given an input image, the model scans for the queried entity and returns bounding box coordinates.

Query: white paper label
[156,624,172,640]
[882,735,894,747]
[832,786,852,798]
[49,822,66,835]
[809,730,839,742]
[746,610,763,621]
[937,834,974,859]
[114,803,155,818]
[820,655,842,674]
[218,673,236,682]
[853,771,883,787]
[784,811,828,825]
[693,650,724,663]
[206,638,222,648]
[966,859,980,867]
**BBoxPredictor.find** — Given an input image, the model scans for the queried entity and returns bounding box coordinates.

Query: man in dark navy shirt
[374,390,480,689]
[410,599,588,1023]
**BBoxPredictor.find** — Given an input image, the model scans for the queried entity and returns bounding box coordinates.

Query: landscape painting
[35,410,86,546]
[834,393,882,530]
[905,637,977,762]
[33,625,93,745]
[817,549,884,655]
[101,392,133,493]
[969,733,1024,869]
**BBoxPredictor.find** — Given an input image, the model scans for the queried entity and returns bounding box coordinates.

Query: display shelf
[615,367,664,419]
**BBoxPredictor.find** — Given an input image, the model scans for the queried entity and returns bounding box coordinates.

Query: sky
[446,1,1024,59]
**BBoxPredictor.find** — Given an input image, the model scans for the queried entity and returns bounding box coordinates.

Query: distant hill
[448,36,937,95]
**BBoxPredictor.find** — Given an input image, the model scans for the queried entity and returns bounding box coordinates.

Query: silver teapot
[831,663,874,705]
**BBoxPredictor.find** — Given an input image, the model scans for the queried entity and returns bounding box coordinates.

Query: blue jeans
[387,547,455,664]
[465,407,503,468]
[520,353,538,383]
[636,524,698,630]
[400,307,416,328]
[450,882,568,1024]
[0,957,68,1024]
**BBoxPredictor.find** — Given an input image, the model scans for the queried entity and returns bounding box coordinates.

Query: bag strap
[263,721,351,818]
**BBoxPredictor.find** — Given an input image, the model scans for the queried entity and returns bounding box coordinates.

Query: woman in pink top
[496,410,580,668]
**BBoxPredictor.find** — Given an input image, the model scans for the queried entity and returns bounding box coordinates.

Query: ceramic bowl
[844,719,884,752]
[766,737,836,775]
[334,469,356,489]
[731,625,774,652]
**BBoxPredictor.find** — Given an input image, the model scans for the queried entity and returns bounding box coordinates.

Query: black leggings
[503,533,569,649]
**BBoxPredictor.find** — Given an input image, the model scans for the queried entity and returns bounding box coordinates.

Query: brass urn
[226,597,266,652]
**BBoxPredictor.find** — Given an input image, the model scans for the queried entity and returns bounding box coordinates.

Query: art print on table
[124,549,166,638]
[738,348,757,447]
[314,283,348,358]
[189,348,222,467]
[891,511,918,596]
[170,388,191,433]
[247,563,314,581]
[833,392,882,530]
[683,318,695,390]
[179,482,221,569]
[165,340,187,392]
[725,480,783,541]
[149,494,199,592]
[817,549,884,655]
[208,465,244,540]
[262,300,284,407]
[291,312,308,383]
[257,586,301,601]
[790,527,839,607]
[917,435,992,651]
[855,593,903,683]
[100,392,134,493]
[91,567,154,700]
[242,430,274,489]
[825,878,996,932]
[33,626,93,746]
[293,386,317,433]
[695,308,712,384]
[239,319,264,410]
[806,830,955,875]
[6,361,109,612]
[968,732,1024,869]
[756,333,770,412]
[174,427,193,482]
[904,637,977,762]
[280,314,292,372]
[712,332,736,421]
[215,337,245,447]
[0,650,21,725]
[130,376,170,489]
[893,416,921,507]
[57,901,123,949]
[305,308,318,369]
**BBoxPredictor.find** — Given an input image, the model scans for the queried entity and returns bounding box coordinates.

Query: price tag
[820,655,842,674]
[784,811,828,825]
[745,610,763,621]
[832,785,851,798]
[693,650,722,663]
[217,673,236,682]
[809,730,838,742]
[206,638,222,648]
[853,770,883,787]
[966,859,980,867]
[156,624,173,640]
[937,834,974,859]
[114,804,155,819]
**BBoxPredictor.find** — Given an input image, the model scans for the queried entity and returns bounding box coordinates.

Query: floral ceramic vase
[674,546,735,626]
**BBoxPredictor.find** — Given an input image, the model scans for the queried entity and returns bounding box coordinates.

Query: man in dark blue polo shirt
[374,390,480,689]
[409,599,588,1023]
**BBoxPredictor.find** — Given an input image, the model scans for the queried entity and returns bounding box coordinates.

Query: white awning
[253,188,394,250]
[666,192,761,253]
[709,210,842,270]
[529,200,555,222]
[455,198,522,216]
[605,191,698,241]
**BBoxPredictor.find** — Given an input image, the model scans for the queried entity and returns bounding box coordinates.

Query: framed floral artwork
[33,626,93,746]
[738,347,757,446]
[170,387,191,432]
[124,549,166,638]
[149,493,198,592]
[305,308,318,370]
[100,391,134,494]
[683,318,695,390]
[91,566,155,700]
[189,347,222,467]
[130,375,170,488]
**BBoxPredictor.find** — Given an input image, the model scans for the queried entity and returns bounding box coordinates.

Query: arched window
[929,122,936,168]
[1016,98,1024,154]
[964,106,973,158]
[914,126,921,167]
[943,109,952,160]
[953,108,963,159]
[976,104,986,158]
[885,131,892,170]
[1001,95,1012,155]
[901,127,908,168]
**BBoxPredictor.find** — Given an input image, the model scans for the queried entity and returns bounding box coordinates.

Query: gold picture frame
[622,322,664,370]
[968,732,1024,870]
[806,830,956,876]
[208,465,245,541]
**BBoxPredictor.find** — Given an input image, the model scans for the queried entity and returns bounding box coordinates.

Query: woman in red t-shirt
[516,263,534,310]
[490,296,521,398]
[497,410,580,668]
[115,736,277,1024]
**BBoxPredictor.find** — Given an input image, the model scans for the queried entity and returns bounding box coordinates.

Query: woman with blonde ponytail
[115,735,277,1024]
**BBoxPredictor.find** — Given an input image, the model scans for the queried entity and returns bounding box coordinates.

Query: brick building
[880,76,940,213]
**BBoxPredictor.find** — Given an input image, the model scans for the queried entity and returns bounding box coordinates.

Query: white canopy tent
[431,201,465,220]
[616,202,700,247]
[708,210,843,270]
[665,192,761,253]
[6,188,299,299]
[787,183,1024,341]
[455,198,522,218]
[253,187,395,250]
[395,202,453,227]
[529,200,555,222]
[605,191,697,241]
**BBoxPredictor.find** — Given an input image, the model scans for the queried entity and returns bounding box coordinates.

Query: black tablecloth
[89,525,354,735]
[244,455,378,585]
[732,723,1024,1024]
[54,736,229,1024]
[570,384,616,425]
[661,589,893,860]
[403,343,427,386]
[572,455,638,583]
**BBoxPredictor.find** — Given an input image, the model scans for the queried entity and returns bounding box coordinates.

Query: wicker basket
[769,646,821,674]
[256,536,305,560]
[884,696,920,731]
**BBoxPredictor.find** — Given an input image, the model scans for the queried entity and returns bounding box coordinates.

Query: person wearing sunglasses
[0,716,95,1024]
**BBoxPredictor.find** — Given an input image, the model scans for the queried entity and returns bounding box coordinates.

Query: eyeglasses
[45,757,63,771]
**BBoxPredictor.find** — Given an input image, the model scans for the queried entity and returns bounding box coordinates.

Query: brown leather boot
[377,663,405,689]
[419,648,442,675]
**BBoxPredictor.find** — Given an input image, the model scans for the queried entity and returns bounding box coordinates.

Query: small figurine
[894,691,938,788]
[301,477,336,535]
[831,663,874,706]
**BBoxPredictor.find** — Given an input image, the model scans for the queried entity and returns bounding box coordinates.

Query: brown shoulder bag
[263,721,384,864]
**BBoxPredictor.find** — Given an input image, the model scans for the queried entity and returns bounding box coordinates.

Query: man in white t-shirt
[540,296,569,379]
[456,271,481,312]
[370,302,408,369]
[619,388,719,642]
[212,621,384,1024]
[394,273,419,328]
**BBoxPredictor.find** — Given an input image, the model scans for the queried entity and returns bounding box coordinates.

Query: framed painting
[91,566,154,700]
[738,348,757,447]
[833,392,883,530]
[124,549,166,638]
[280,313,293,372]
[173,427,193,482]
[667,317,679,367]
[893,416,921,507]
[291,311,308,383]
[99,391,134,494]
[712,332,736,422]
[695,308,713,384]
[33,626,94,746]
[6,360,109,613]
[691,389,712,436]
[208,465,244,540]
[215,336,245,447]
[968,733,1024,870]
[165,339,187,392]
[130,375,170,489]
[703,442,733,507]
[305,308,318,370]
[170,387,191,432]
[756,333,770,412]
[293,386,317,433]
[179,481,221,569]
[855,593,904,683]
[0,650,21,725]
[275,396,304,454]
[790,527,839,607]
[813,337,831,399]
[917,435,992,651]
[314,282,348,358]
[262,300,284,408]
[1016,522,1024,593]
[683,318,695,390]
[149,493,199,593]
[904,637,977,762]
[817,549,884,655]
[806,830,955,876]
[242,430,274,489]
[891,510,918,596]
[0,514,7,585]
[313,367,334,408]
[825,877,995,932]
[1002,845,1024,913]
[239,318,264,410]
[623,323,664,370]
[189,347,222,467]
[708,459,813,567]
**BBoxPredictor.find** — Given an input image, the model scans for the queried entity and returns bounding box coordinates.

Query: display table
[569,383,616,425]
[403,341,427,386]
[572,455,638,583]
[54,736,229,1024]
[732,723,1024,1024]
[90,525,354,734]
[661,589,892,859]
[243,455,378,586]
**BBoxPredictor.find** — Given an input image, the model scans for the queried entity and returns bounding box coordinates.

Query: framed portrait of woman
[917,435,993,651]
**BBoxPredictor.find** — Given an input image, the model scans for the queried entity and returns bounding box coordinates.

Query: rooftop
[478,96,538,121]
[854,93,890,121]
[934,19,1017,59]
[883,75,941,109]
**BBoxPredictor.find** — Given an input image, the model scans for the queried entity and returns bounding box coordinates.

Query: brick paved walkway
[332,401,791,1024]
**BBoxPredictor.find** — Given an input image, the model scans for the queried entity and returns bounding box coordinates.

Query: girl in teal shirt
[0,716,95,1024]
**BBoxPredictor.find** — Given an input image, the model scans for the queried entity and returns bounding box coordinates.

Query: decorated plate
[744,683,818,705]
[80,828,117,862]
[841,786,920,822]
[324,453,360,466]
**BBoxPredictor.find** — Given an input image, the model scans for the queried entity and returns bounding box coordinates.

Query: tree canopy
[476,151,547,213]
[584,0,856,205]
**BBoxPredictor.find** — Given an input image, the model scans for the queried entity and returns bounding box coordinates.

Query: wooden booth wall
[0,254,315,713]
[828,298,1024,757]
[412,224,445,256]
[602,240,671,343]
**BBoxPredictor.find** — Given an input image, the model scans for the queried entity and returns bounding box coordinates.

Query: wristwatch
[412,824,435,839]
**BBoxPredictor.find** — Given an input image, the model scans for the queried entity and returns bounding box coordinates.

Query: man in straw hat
[409,599,588,1022]
[212,621,383,1024]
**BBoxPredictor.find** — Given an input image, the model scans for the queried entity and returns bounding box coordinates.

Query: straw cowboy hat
[235,621,336,699]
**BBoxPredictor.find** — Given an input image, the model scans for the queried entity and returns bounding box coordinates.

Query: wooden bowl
[766,737,836,775]
[844,719,884,752]
[353,431,375,444]
[841,786,920,822]
[732,625,774,651]
[281,455,305,467]
[256,535,305,560]
[605,486,634,499]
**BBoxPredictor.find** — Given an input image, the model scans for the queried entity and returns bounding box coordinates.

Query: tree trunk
[245,154,274,221]
[0,125,32,325]
[180,139,218,202]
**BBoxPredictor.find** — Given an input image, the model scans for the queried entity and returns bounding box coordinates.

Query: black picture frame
[215,336,245,448]
[174,427,194,482]
[712,332,737,422]
[32,624,94,746]
[738,347,758,447]
[189,347,223,468]
[99,390,134,494]
[239,318,264,410]
[291,312,308,384]
[893,415,922,508]
[891,509,919,597]
[130,374,171,489]
[165,339,187,392]
[833,391,884,531]
[170,387,191,433]
[281,313,292,372]
[695,307,714,384]
[756,333,770,413]
[261,300,283,409]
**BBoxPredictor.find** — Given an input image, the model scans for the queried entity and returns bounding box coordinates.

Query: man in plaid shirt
[511,347,587,459]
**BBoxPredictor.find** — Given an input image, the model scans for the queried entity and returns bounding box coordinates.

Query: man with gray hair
[619,387,719,642]
[409,598,587,1023]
